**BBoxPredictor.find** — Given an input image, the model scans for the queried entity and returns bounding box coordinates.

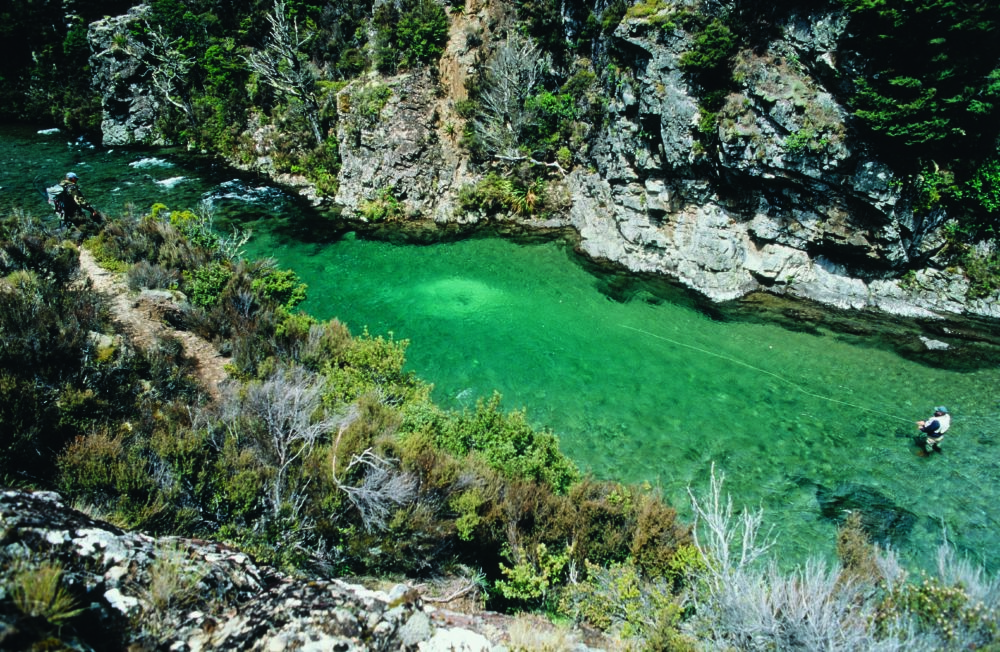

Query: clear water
[4,124,999,572]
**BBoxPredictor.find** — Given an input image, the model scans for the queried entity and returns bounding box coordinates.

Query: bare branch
[145,24,197,125]
[472,32,548,161]
[237,363,343,515]
[331,429,416,532]
[243,0,323,145]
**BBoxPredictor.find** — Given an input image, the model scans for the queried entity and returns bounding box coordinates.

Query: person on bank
[51,172,100,227]
[917,406,951,453]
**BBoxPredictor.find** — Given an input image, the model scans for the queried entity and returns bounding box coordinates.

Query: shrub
[559,559,686,644]
[184,261,233,308]
[359,188,406,222]
[251,267,307,311]
[128,260,181,291]
[430,393,580,494]
[678,19,736,77]
[457,174,550,217]
[496,541,572,607]
[373,0,449,73]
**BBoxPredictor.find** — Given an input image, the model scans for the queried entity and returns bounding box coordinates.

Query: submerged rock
[816,482,917,545]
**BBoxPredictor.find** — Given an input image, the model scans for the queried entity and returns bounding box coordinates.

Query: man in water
[917,406,951,453]
[52,172,100,227]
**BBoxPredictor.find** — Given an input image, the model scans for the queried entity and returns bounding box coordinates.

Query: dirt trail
[78,248,228,401]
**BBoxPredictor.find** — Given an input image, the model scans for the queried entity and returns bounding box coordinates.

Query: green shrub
[185,261,233,308]
[373,0,449,73]
[496,541,571,606]
[842,0,1000,160]
[457,174,550,217]
[251,268,307,311]
[876,573,999,645]
[678,19,736,76]
[559,559,683,642]
[429,393,580,494]
[359,188,406,222]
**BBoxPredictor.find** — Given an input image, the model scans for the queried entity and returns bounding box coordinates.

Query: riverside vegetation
[1,207,999,650]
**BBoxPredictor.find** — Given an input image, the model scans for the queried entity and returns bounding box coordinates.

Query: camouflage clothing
[52,177,101,231]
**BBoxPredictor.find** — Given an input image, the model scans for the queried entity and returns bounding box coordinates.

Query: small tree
[472,33,566,174]
[145,24,197,129]
[238,363,341,515]
[244,0,323,146]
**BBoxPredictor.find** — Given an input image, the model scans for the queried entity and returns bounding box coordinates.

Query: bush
[373,0,449,73]
[427,393,579,494]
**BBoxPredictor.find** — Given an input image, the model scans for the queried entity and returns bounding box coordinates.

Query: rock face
[563,7,998,320]
[0,489,572,652]
[88,6,167,147]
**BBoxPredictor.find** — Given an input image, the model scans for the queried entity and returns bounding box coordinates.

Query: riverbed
[3,124,999,572]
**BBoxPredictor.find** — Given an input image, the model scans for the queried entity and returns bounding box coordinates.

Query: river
[3,123,999,572]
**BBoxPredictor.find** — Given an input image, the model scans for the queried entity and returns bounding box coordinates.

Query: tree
[244,0,323,146]
[145,24,197,129]
[841,0,1000,160]
[472,33,566,173]
[236,363,342,516]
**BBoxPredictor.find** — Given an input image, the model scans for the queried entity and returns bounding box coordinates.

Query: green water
[4,124,1000,572]
[243,224,1000,571]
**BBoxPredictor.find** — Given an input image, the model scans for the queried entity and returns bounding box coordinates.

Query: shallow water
[4,124,999,572]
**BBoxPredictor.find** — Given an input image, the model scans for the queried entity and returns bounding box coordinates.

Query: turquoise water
[4,124,1000,572]
[246,227,1000,570]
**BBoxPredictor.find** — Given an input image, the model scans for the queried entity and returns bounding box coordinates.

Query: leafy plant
[496,542,572,605]
[359,188,405,222]
[184,261,233,308]
[373,0,449,73]
[841,0,1000,159]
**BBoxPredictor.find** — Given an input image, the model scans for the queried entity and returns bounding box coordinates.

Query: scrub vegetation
[3,208,1000,649]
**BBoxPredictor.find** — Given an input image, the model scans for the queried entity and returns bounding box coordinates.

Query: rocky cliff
[85,1,1000,323]
[0,489,605,651]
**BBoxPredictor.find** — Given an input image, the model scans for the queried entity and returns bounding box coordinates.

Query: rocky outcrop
[88,6,167,147]
[566,6,1000,320]
[0,490,605,651]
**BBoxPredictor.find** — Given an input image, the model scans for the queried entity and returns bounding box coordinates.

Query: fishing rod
[620,323,914,424]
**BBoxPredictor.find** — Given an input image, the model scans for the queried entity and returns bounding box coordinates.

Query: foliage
[373,0,449,73]
[457,173,550,217]
[876,571,999,647]
[185,261,233,308]
[251,267,307,311]
[496,542,571,606]
[841,0,1000,160]
[966,158,1000,215]
[426,393,579,494]
[559,559,692,647]
[678,19,737,78]
[359,188,406,222]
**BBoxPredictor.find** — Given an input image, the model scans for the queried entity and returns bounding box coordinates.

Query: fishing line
[620,323,913,424]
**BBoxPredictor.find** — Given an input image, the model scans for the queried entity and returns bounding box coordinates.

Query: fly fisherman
[51,172,100,228]
[917,406,951,453]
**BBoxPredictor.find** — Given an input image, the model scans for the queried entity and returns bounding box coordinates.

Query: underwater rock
[816,482,917,544]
